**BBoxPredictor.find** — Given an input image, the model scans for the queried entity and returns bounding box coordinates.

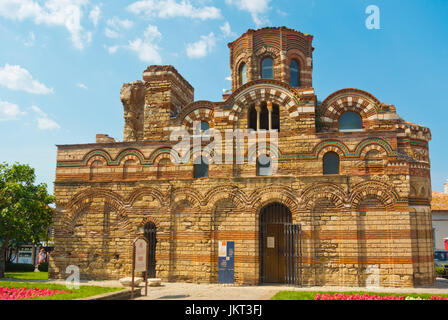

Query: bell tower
[227,26,314,92]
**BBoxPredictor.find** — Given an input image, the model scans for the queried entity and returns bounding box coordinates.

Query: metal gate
[143,222,157,278]
[260,203,301,285]
[284,223,302,286]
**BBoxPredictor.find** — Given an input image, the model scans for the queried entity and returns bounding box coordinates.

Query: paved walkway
[3,276,448,300]
[136,277,448,300]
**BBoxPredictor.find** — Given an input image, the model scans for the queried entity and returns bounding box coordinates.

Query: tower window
[261,57,273,79]
[195,121,209,135]
[338,112,363,131]
[194,156,209,178]
[289,60,300,87]
[239,63,247,86]
[257,154,271,176]
[323,152,340,175]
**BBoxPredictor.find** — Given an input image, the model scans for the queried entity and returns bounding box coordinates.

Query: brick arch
[319,89,383,130]
[203,185,248,208]
[230,83,300,124]
[85,152,110,167]
[350,181,399,210]
[115,148,146,166]
[127,187,166,207]
[233,54,249,88]
[247,142,281,163]
[148,147,181,165]
[300,183,347,210]
[313,140,350,159]
[181,108,215,129]
[66,188,129,230]
[87,156,105,168]
[139,217,161,229]
[355,139,394,158]
[250,185,300,216]
[190,146,214,165]
[172,187,203,208]
[175,101,214,125]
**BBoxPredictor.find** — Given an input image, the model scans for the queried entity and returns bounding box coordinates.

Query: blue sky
[0,0,447,194]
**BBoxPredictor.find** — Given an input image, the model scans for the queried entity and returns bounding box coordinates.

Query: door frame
[259,202,292,284]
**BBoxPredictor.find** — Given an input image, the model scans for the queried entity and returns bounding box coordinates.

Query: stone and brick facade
[49,27,434,287]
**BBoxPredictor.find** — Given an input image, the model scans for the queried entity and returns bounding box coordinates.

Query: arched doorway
[259,202,292,283]
[143,222,157,278]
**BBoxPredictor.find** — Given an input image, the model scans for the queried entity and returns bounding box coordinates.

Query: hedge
[38,262,48,272]
[5,263,35,272]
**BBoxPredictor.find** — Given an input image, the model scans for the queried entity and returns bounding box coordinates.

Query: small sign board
[267,237,275,248]
[131,236,149,299]
[134,238,147,272]
[218,241,227,257]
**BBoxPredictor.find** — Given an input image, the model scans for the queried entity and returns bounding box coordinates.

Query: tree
[0,162,54,278]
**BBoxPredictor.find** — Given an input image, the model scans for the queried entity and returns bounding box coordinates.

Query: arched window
[248,102,279,131]
[195,121,209,134]
[338,112,363,131]
[261,57,273,79]
[239,63,247,86]
[157,158,171,179]
[259,102,269,130]
[90,160,102,180]
[323,152,340,175]
[123,159,137,179]
[271,104,280,131]
[365,150,382,173]
[289,60,300,87]
[248,105,257,131]
[194,156,209,178]
[257,154,271,176]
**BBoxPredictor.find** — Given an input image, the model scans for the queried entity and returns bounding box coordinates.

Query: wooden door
[263,223,285,283]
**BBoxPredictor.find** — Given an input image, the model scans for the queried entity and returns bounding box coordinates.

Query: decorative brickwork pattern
[50,27,434,288]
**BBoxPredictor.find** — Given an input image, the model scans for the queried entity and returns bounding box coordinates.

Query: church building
[49,27,434,287]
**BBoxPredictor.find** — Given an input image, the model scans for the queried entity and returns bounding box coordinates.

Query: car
[434,250,448,278]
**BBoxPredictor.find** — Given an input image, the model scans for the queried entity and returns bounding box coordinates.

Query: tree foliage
[0,162,54,277]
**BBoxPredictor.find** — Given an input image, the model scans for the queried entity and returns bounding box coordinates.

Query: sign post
[131,236,149,299]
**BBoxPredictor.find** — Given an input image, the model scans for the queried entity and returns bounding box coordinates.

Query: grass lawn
[271,290,448,300]
[4,272,48,280]
[0,280,123,300]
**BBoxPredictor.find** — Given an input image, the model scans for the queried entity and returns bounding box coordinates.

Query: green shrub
[435,267,446,277]
[38,262,48,272]
[6,262,35,272]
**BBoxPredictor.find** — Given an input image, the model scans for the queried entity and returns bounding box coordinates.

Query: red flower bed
[0,286,70,300]
[314,293,448,301]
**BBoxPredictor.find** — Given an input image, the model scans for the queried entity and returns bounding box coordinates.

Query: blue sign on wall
[218,241,234,284]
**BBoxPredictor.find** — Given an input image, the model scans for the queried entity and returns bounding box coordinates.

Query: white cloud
[0,0,93,50]
[30,105,60,130]
[220,21,236,38]
[37,117,60,130]
[186,32,216,59]
[105,17,133,39]
[23,31,36,47]
[225,0,271,25]
[30,105,46,116]
[89,5,101,27]
[225,76,231,81]
[127,0,221,20]
[0,100,26,121]
[77,83,88,90]
[108,25,162,64]
[0,64,54,94]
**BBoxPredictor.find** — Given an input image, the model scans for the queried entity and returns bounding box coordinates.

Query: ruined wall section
[120,66,194,142]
